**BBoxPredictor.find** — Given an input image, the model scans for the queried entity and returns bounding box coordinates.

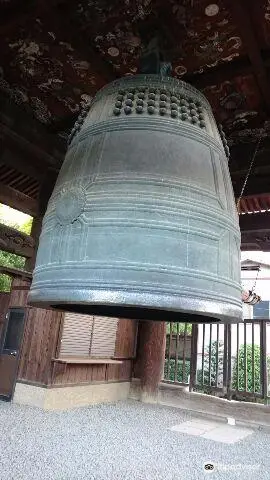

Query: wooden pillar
[136,320,166,402]
[24,216,42,272]
[25,167,58,272]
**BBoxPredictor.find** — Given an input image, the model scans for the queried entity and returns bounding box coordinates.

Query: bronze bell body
[29,75,242,323]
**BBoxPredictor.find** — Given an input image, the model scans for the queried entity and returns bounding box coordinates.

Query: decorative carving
[68,101,92,145]
[170,110,178,118]
[0,223,35,258]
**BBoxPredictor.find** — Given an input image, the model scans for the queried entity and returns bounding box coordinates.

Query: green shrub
[166,323,192,336]
[0,206,32,292]
[164,358,190,383]
[196,340,224,388]
[232,344,261,393]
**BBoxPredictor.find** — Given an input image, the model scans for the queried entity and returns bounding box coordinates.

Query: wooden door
[0,308,25,400]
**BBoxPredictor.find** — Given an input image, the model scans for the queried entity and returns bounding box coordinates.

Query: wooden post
[24,216,42,272]
[137,320,166,403]
[25,168,58,272]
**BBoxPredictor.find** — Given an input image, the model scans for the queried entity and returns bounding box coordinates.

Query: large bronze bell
[29,75,242,322]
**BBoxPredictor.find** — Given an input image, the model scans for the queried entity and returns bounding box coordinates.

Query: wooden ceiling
[1,0,270,135]
[0,0,270,235]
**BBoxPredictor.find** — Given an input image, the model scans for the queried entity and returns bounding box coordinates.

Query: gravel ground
[0,400,269,480]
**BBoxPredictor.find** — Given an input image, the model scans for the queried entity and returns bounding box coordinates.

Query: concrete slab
[202,425,254,444]
[187,418,222,430]
[170,417,222,434]
[171,424,206,435]
[170,418,254,444]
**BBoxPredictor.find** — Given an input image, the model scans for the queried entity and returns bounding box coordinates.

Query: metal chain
[251,266,261,293]
[236,135,262,212]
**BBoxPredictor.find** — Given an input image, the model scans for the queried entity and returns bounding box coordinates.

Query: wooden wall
[8,277,63,387]
[51,360,133,386]
[9,277,138,388]
[52,318,137,386]
[18,307,62,386]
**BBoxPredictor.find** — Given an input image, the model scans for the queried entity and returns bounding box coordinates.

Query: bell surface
[29,75,242,323]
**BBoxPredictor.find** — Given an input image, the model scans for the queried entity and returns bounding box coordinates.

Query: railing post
[222,323,232,399]
[227,323,232,400]
[223,323,228,397]
[260,320,268,403]
[189,324,198,392]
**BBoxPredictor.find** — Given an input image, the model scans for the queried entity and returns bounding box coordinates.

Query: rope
[236,135,262,212]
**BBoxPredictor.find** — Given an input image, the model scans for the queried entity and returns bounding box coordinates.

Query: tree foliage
[164,358,191,383]
[232,344,261,393]
[197,340,224,389]
[166,323,192,336]
[0,205,33,292]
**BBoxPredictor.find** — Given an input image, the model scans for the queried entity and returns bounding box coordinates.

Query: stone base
[13,381,130,411]
[158,383,270,427]
[129,378,141,400]
[129,379,270,428]
[130,379,159,403]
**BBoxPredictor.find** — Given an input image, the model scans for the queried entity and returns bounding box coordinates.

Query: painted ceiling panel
[0,0,269,146]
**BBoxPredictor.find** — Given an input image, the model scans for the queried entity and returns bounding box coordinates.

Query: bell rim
[28,287,243,323]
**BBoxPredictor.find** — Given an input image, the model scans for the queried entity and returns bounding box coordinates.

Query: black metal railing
[163,320,269,403]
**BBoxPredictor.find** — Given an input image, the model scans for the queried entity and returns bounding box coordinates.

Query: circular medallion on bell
[55,186,86,225]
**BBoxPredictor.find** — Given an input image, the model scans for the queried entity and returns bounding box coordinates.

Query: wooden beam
[38,168,58,215]
[0,223,35,258]
[232,176,270,197]
[1,123,62,169]
[0,92,65,159]
[1,147,45,181]
[240,211,270,250]
[0,182,38,216]
[24,216,42,271]
[241,232,270,252]
[240,211,270,232]
[0,266,32,279]
[231,164,270,179]
[223,0,270,112]
[24,169,58,271]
